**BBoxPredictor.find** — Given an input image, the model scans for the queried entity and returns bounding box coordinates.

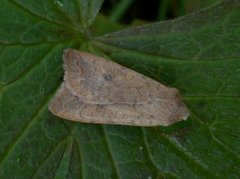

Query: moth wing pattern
[48,49,189,126]
[63,49,169,103]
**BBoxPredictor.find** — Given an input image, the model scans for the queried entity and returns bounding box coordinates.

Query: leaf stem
[157,0,171,20]
[178,0,186,16]
[109,0,134,22]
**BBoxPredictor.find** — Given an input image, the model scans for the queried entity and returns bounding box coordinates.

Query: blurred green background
[100,0,219,23]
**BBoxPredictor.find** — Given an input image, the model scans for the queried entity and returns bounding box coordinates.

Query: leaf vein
[141,128,168,177]
[143,128,216,177]
[31,136,69,178]
[93,40,240,63]
[75,138,84,179]
[8,0,78,34]
[1,45,55,88]
[0,84,60,167]
[101,126,121,179]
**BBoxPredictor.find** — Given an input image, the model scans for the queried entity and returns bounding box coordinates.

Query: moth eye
[103,73,113,81]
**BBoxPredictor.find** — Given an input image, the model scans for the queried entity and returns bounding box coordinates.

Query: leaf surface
[0,0,239,178]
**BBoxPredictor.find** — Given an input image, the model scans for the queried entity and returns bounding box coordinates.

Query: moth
[48,49,189,126]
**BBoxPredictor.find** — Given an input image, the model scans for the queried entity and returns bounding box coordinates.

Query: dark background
[101,0,219,23]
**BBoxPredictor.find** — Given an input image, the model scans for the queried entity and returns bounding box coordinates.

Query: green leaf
[0,0,239,178]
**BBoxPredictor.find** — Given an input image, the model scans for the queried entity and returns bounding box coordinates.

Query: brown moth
[48,49,189,126]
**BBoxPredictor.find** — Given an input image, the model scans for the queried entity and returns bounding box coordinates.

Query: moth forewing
[48,49,189,126]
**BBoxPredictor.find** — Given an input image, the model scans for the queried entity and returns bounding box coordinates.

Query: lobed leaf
[0,0,239,178]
